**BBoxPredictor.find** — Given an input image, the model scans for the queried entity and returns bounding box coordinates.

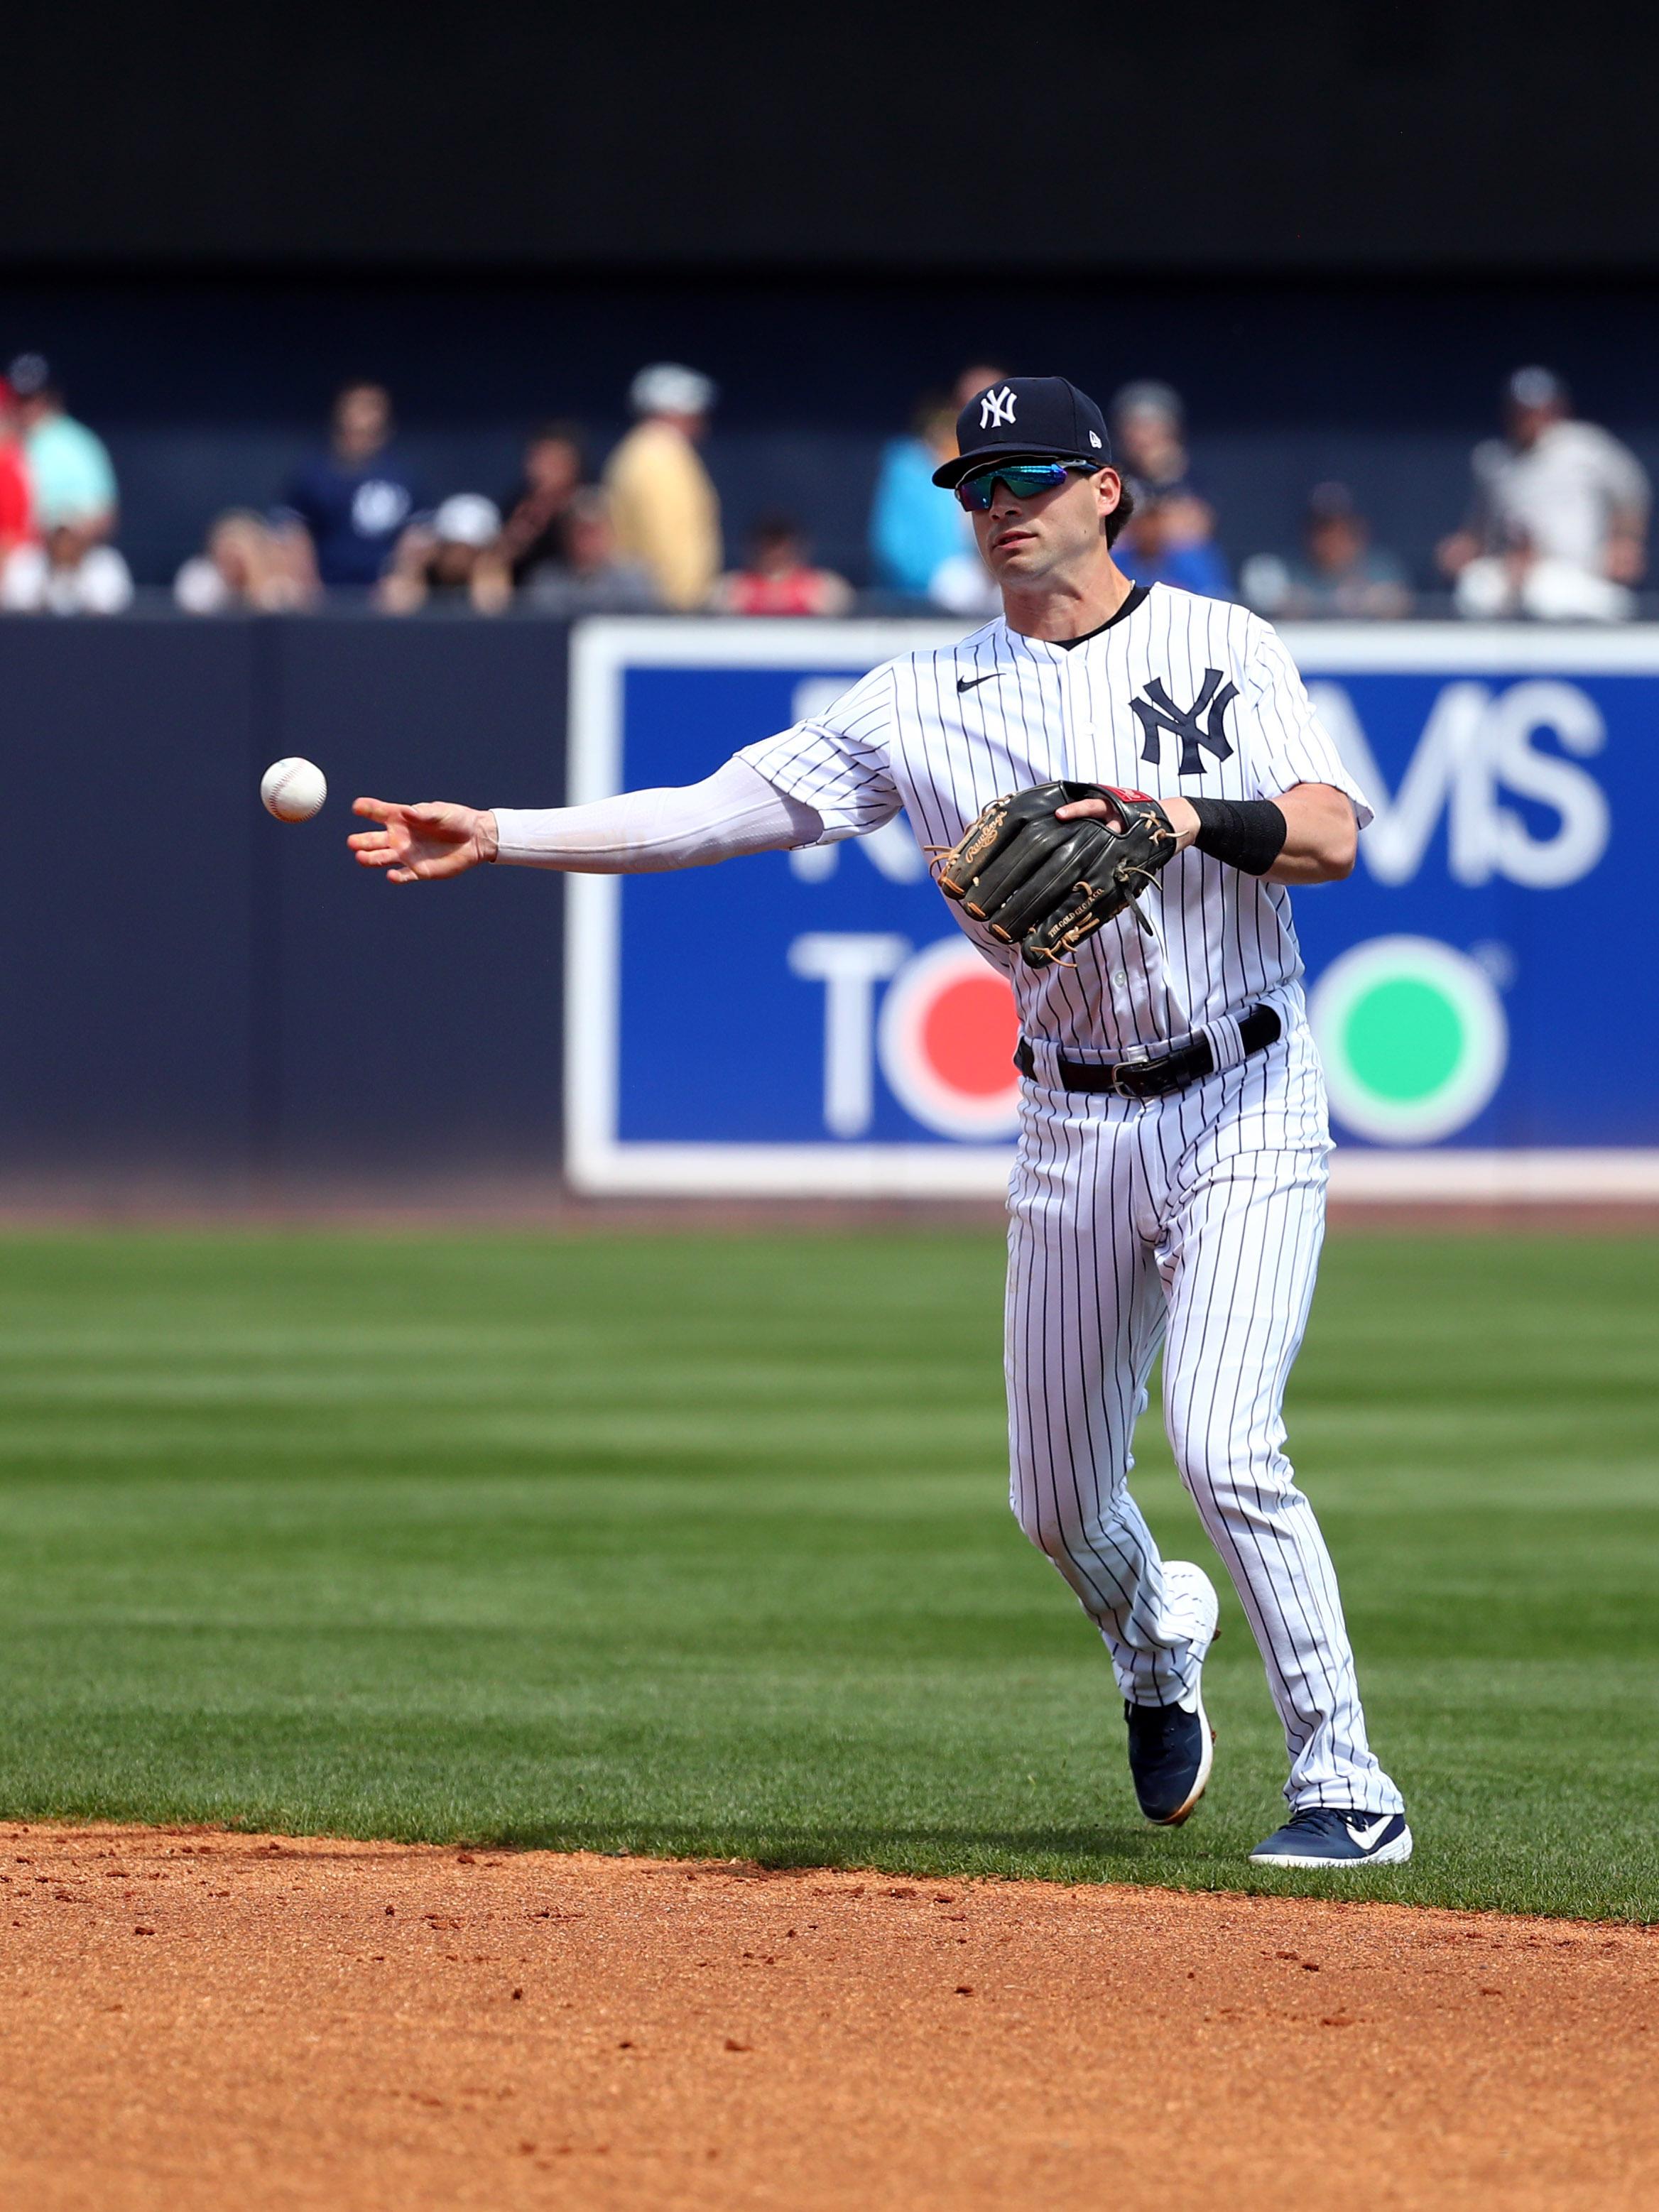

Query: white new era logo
[1089,431,1102,447]
[979,385,1017,427]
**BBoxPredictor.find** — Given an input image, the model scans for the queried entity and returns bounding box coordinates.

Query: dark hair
[1104,473,1136,547]
[531,418,587,454]
[749,509,802,546]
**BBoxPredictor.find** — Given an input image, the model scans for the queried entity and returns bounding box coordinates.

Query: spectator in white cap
[378,493,510,614]
[602,363,721,609]
[1437,367,1650,621]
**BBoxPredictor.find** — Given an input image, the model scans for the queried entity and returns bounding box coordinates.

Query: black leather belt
[1015,1006,1282,1100]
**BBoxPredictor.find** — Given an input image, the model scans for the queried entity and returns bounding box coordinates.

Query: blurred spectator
[0,361,121,614]
[1110,379,1223,574]
[869,364,1007,609]
[603,365,720,610]
[1241,484,1413,619]
[275,382,429,591]
[378,494,510,615]
[2,525,132,614]
[870,393,962,596]
[1114,489,1232,597]
[174,510,307,614]
[496,421,587,585]
[1438,367,1649,621]
[5,354,117,540]
[1111,381,1197,497]
[0,380,34,562]
[526,489,660,614]
[712,513,852,616]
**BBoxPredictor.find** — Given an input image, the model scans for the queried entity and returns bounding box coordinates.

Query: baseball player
[350,375,1409,1870]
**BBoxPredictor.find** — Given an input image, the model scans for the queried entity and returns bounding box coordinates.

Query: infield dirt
[3,1825,1656,2210]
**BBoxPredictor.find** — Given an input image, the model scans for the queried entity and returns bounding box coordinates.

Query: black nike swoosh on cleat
[957,672,1004,692]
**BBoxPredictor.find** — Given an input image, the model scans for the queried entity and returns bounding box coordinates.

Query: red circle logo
[878,939,1022,1139]
[919,974,1021,1097]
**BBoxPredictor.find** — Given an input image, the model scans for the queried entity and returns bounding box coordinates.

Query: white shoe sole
[1149,1560,1220,1827]
[1153,1678,1214,1827]
[1249,1823,1414,1869]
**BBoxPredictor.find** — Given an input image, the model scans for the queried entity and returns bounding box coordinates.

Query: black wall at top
[6,3,1659,274]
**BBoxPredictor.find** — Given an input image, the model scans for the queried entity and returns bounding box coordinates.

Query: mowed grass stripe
[0,1230,1655,1919]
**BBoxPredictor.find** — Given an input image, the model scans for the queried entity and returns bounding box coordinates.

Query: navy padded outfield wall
[0,616,569,1196]
[0,614,1653,1204]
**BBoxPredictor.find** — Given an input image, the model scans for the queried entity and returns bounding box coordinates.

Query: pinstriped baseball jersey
[739,582,1371,1062]
[742,579,1404,1820]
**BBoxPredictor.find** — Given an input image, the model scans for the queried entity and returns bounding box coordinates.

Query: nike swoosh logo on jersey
[957,672,1004,692]
[1345,1816,1393,1849]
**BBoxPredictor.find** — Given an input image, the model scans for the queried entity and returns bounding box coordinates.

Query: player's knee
[1012,1495,1138,1604]
[1168,1415,1288,1517]
[1010,1491,1083,1567]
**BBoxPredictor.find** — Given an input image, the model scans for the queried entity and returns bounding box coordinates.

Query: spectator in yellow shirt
[602,364,721,610]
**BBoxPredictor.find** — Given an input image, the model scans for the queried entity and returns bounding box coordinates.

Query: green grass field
[0,1228,1655,1919]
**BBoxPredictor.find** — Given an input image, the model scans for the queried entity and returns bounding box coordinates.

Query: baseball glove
[932,781,1180,969]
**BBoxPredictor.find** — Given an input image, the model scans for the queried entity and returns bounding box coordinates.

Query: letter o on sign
[876,938,1021,1139]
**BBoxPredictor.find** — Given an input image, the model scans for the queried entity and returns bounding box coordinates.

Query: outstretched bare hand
[349,798,499,884]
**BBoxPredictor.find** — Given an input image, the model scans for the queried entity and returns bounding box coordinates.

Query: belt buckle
[1110,1042,1153,1099]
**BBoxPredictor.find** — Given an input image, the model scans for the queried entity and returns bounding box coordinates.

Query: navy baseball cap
[932,376,1112,489]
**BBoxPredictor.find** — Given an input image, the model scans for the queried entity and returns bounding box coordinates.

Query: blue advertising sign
[565,621,1658,1199]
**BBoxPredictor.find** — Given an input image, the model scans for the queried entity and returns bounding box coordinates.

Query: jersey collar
[999,582,1153,658]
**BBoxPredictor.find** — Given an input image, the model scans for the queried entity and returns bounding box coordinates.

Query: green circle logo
[1309,937,1507,1144]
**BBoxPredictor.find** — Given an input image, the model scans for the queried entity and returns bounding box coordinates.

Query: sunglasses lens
[956,462,1075,511]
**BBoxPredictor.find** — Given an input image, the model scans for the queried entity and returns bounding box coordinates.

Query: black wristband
[1187,797,1287,876]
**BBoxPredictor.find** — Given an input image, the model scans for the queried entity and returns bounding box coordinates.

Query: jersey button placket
[1055,641,1082,783]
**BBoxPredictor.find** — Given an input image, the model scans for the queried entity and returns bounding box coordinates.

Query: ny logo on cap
[979,385,1017,428]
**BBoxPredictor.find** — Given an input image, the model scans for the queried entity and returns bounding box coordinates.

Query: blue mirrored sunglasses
[954,459,1099,512]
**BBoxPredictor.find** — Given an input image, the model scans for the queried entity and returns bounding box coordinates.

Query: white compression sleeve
[491,757,825,873]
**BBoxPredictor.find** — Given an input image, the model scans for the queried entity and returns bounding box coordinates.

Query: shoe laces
[1125,1700,1187,1748]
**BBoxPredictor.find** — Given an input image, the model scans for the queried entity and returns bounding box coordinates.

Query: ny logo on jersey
[979,385,1017,427]
[1130,670,1239,775]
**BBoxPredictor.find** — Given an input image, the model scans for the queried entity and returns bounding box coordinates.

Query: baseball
[261,756,327,822]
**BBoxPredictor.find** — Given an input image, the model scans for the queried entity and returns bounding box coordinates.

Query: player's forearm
[1159,785,1354,885]
[491,756,823,873]
[1263,783,1358,883]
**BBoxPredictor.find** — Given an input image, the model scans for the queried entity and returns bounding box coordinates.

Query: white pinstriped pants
[1005,1030,1404,1816]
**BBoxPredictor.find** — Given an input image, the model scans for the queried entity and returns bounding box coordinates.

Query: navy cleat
[1124,1560,1219,1826]
[1249,1808,1413,1868]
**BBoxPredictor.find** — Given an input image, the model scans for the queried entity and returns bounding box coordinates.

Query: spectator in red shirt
[711,513,852,616]
[0,380,35,561]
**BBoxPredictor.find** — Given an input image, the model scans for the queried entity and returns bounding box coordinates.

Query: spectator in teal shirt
[870,367,1006,611]
[6,355,117,539]
[871,395,966,596]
